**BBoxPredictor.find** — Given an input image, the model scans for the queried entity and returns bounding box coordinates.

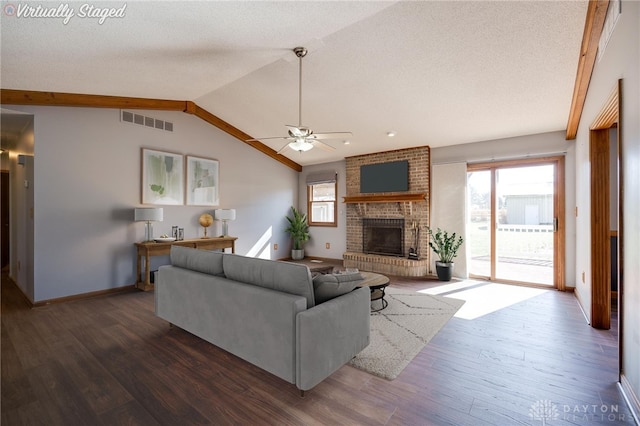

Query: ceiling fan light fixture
[288,139,314,152]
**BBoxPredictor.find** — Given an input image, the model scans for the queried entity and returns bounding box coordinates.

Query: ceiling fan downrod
[294,47,307,128]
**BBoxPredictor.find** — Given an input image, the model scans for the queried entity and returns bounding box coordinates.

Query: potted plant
[285,206,310,260]
[427,227,463,281]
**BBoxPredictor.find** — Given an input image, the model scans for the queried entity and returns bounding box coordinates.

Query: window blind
[306,171,337,185]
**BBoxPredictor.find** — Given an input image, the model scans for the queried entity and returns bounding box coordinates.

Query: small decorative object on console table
[199,213,214,238]
[134,207,163,243]
[134,237,237,291]
[214,209,236,237]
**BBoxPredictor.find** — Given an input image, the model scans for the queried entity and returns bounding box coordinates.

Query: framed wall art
[141,148,184,205]
[186,155,219,206]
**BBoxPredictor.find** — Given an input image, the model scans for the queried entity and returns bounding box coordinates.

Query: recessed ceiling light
[387,131,396,137]
[343,140,351,145]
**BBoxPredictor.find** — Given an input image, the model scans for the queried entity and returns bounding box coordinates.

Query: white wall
[431,163,468,278]
[574,0,640,413]
[299,160,347,259]
[431,130,576,287]
[5,105,299,302]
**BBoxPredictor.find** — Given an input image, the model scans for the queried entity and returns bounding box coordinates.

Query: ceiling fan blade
[246,136,290,142]
[308,131,353,140]
[311,140,336,152]
[276,142,292,154]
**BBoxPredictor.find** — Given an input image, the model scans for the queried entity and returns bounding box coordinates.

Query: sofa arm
[295,287,370,391]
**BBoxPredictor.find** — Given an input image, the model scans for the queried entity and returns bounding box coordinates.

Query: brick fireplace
[343,146,430,277]
[362,218,405,256]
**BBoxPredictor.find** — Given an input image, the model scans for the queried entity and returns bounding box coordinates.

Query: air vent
[598,0,621,62]
[120,110,173,132]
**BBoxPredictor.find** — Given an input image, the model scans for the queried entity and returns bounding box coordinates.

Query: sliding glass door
[467,158,564,288]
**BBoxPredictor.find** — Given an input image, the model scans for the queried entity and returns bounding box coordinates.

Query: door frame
[1,170,9,269]
[468,156,566,290]
[589,80,622,333]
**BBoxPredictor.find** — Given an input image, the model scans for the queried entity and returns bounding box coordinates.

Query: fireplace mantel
[343,193,426,204]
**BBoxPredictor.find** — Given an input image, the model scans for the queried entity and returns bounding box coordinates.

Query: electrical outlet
[582,271,585,283]
[325,243,330,249]
[273,243,278,251]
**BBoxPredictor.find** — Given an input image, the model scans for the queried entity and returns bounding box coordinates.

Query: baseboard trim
[32,284,136,307]
[573,288,591,325]
[619,374,640,425]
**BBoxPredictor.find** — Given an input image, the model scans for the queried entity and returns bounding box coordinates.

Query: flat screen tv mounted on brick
[360,160,409,193]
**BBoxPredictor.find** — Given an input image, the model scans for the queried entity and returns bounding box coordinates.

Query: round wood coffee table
[357,271,390,312]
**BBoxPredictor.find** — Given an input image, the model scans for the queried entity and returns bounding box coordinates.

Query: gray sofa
[155,246,370,392]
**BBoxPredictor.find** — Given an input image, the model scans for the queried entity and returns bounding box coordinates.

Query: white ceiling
[1,1,587,166]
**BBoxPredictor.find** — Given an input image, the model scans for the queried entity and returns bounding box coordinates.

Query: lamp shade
[214,209,236,221]
[134,207,163,222]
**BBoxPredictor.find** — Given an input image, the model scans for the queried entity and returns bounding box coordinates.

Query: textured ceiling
[1,1,587,166]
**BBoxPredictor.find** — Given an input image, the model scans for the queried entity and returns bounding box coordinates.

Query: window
[307,171,337,227]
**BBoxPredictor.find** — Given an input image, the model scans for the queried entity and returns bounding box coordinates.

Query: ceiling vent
[121,110,173,132]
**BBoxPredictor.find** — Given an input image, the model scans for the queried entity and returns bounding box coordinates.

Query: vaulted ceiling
[1,1,588,166]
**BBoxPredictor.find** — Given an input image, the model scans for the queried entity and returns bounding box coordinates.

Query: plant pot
[291,249,305,260]
[435,261,454,281]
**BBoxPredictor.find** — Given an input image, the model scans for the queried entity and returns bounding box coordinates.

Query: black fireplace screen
[362,218,404,257]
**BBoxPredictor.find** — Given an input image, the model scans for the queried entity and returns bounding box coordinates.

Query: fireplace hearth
[362,218,404,257]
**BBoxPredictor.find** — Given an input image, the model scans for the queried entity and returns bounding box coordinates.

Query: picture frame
[186,155,219,206]
[141,148,184,205]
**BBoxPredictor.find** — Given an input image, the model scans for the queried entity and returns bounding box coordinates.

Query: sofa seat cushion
[312,272,363,304]
[170,246,225,276]
[223,254,315,308]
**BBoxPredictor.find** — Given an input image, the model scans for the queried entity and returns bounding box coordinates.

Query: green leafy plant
[285,206,310,250]
[427,227,463,263]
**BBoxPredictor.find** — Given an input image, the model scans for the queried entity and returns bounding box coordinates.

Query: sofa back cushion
[170,246,225,276]
[312,272,363,304]
[223,254,315,308]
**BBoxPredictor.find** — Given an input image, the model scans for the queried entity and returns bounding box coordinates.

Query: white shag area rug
[349,287,465,380]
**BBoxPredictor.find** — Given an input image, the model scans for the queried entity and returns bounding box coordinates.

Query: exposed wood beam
[566,0,609,140]
[184,101,301,172]
[0,89,186,111]
[0,89,302,171]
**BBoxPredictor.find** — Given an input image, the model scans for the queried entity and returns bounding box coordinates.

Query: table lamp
[214,209,236,237]
[134,207,163,243]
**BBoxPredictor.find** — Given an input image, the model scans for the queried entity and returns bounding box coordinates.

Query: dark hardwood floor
[1,271,634,425]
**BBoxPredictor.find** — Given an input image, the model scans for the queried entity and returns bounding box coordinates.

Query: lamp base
[144,221,154,242]
[201,226,211,239]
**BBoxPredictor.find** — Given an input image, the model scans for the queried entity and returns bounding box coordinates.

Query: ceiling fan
[247,47,352,153]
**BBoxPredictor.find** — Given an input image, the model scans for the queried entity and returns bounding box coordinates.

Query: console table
[135,237,237,291]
